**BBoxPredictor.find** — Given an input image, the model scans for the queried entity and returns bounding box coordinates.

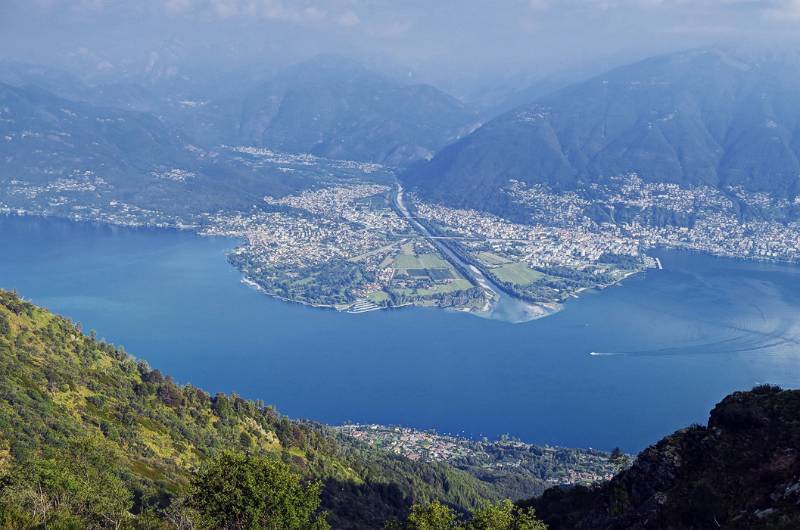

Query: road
[390,183,551,323]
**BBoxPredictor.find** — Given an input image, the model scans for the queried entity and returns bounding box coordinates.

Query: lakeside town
[338,424,627,488]
[4,151,800,316]
[505,174,800,262]
[202,183,487,312]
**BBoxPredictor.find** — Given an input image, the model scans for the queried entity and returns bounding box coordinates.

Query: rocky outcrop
[526,385,800,529]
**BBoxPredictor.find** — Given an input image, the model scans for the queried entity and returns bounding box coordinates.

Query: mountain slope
[0,81,226,216]
[2,290,799,528]
[238,55,477,165]
[0,82,354,218]
[405,48,800,210]
[0,290,538,528]
[0,81,194,179]
[526,385,800,529]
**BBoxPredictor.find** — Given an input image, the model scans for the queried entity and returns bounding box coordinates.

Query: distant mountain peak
[237,55,477,165]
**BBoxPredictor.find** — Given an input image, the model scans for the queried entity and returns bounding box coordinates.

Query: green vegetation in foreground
[0,290,544,529]
[2,290,795,529]
[384,500,546,529]
[491,264,544,286]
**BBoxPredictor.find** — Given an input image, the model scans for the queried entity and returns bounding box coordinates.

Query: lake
[2,215,799,452]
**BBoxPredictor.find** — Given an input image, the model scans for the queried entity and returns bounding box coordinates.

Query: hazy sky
[2,0,799,94]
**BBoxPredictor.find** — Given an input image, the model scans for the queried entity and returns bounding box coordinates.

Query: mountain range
[404,48,800,211]
[0,80,387,218]
[0,55,479,167]
[235,55,478,165]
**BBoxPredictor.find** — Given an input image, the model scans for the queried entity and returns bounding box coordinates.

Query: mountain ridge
[236,55,478,165]
[404,47,800,212]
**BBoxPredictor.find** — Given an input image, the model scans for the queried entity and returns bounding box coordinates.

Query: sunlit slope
[0,290,527,528]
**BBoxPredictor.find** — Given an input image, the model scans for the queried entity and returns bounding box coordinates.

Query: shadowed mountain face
[526,386,800,530]
[237,55,478,165]
[404,48,800,210]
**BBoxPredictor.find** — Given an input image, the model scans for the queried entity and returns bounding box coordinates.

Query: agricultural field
[393,252,451,271]
[366,290,390,304]
[385,245,480,305]
[414,279,474,296]
[492,263,544,286]
[476,252,513,266]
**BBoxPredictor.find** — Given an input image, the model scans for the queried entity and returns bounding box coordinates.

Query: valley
[3,6,800,526]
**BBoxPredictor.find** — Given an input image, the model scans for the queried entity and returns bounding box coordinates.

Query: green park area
[366,290,390,303]
[492,262,544,285]
[476,251,512,266]
[393,252,451,270]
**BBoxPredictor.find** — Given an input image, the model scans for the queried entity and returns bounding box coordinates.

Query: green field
[493,263,544,285]
[366,290,390,303]
[476,251,512,266]
[412,279,473,296]
[393,252,450,270]
[393,280,472,298]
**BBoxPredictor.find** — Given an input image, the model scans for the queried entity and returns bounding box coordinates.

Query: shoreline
[6,210,799,323]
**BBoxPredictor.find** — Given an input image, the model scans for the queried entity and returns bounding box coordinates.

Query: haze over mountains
[4,0,800,527]
[6,46,800,222]
[236,55,478,164]
[404,48,800,211]
[0,81,193,173]
[0,79,339,217]
[0,55,479,167]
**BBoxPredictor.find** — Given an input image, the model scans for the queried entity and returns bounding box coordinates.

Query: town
[338,424,626,487]
[4,152,800,315]
[202,184,486,311]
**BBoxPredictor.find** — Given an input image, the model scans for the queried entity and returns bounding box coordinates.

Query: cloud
[164,0,192,13]
[337,10,361,27]
[524,0,762,11]
[762,0,800,20]
[162,0,360,26]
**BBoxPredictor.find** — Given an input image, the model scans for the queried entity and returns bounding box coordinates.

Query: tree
[609,447,630,472]
[0,436,133,529]
[405,501,460,530]
[468,500,547,530]
[388,500,548,530]
[188,451,328,530]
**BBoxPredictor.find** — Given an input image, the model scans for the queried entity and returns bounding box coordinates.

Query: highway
[390,183,550,323]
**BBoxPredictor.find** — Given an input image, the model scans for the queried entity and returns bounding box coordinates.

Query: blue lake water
[1,215,799,452]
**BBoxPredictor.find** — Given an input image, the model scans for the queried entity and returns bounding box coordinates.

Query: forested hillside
[0,82,320,218]
[0,290,527,528]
